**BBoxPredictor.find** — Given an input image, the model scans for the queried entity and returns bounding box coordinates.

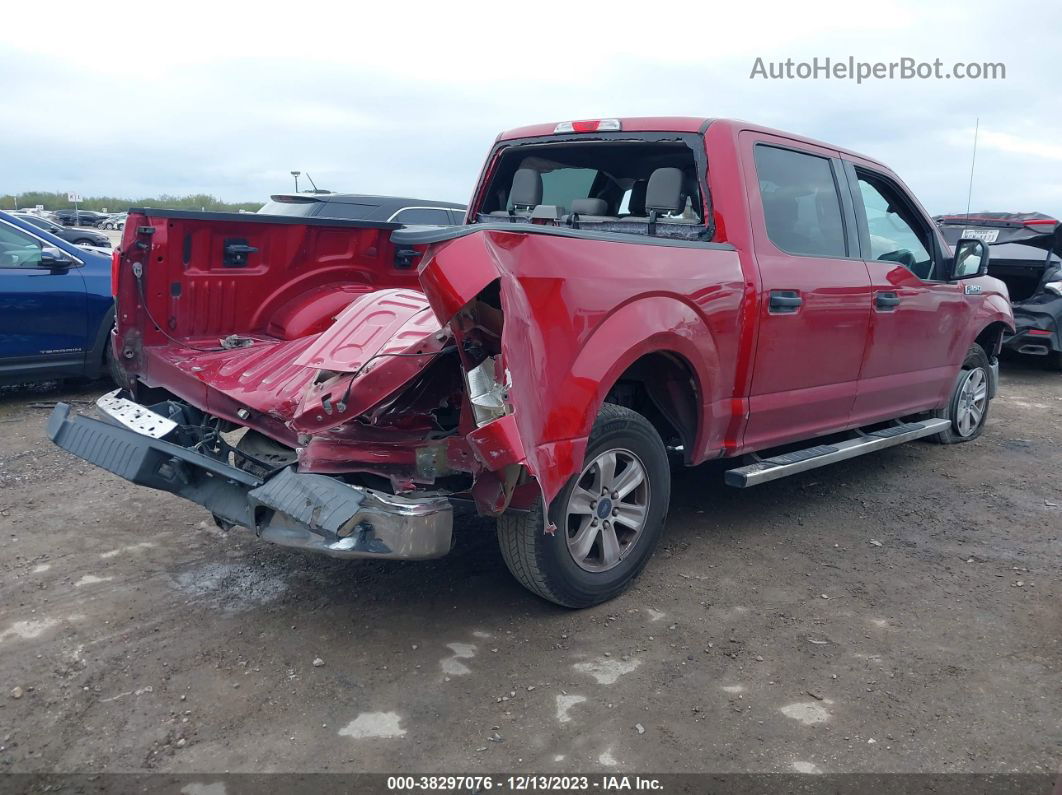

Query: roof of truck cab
[268,193,466,209]
[497,117,711,140]
[496,117,886,168]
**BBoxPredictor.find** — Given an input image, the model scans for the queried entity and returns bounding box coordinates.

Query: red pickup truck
[49,117,1013,607]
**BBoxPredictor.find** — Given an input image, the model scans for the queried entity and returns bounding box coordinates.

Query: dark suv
[53,209,109,227]
[13,213,111,249]
[258,193,466,225]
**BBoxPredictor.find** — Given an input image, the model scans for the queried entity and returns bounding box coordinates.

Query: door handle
[769,290,802,312]
[875,291,901,309]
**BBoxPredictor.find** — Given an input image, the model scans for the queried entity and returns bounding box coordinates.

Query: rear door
[740,132,871,450]
[843,161,972,423]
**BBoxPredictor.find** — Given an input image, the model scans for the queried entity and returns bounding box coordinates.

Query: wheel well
[975,322,1008,358]
[602,352,699,459]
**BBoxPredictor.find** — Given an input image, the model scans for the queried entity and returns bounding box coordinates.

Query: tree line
[0,191,262,214]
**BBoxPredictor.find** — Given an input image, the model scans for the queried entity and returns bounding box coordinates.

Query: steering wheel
[878,248,917,270]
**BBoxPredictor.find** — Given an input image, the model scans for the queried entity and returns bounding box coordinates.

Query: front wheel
[497,403,671,608]
[930,344,992,444]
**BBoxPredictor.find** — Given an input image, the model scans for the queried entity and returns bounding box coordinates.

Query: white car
[99,213,127,230]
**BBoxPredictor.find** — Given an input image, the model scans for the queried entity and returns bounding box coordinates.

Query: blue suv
[0,211,117,385]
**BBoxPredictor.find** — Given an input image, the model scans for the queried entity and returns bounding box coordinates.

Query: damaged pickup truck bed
[50,118,1014,607]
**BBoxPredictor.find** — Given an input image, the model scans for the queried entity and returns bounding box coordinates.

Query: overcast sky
[2,0,1059,218]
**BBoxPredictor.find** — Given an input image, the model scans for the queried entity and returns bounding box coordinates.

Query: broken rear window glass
[476,138,709,239]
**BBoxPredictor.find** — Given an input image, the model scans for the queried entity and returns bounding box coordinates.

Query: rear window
[258,198,320,217]
[390,207,453,225]
[475,137,708,239]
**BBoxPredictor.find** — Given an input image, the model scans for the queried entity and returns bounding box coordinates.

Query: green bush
[0,191,261,214]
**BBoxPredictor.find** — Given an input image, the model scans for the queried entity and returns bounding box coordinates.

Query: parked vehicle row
[46,117,1017,608]
[98,212,127,230]
[52,209,110,227]
[11,212,112,249]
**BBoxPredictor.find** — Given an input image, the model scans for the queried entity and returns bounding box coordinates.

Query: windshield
[17,215,52,230]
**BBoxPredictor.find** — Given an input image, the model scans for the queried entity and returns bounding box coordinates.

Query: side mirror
[952,237,989,279]
[39,247,75,269]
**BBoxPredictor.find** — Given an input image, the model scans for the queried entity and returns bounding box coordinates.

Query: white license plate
[96,389,178,439]
[963,228,999,243]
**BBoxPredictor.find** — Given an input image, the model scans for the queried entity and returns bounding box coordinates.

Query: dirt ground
[0,361,1058,778]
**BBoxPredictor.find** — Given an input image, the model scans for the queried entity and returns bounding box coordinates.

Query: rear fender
[421,235,718,505]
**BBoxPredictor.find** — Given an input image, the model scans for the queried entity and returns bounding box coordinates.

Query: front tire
[497,403,671,608]
[930,344,992,444]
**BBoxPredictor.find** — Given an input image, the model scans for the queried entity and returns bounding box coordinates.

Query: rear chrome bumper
[46,402,453,561]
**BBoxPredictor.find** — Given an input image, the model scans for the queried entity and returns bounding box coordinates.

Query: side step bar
[724,419,951,488]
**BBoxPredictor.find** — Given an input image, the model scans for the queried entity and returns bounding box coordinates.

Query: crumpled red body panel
[418,228,746,505]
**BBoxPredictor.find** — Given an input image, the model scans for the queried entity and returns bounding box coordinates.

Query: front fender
[966,289,1015,353]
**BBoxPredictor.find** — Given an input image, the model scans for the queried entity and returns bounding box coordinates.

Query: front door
[844,162,973,423]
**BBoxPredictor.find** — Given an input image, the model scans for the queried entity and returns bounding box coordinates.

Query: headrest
[645,168,685,213]
[627,180,648,216]
[510,168,543,208]
[571,198,608,216]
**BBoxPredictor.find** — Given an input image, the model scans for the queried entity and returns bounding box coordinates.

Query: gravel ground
[0,362,1058,777]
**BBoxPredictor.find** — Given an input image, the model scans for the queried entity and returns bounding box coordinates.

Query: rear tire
[497,403,671,608]
[930,344,992,444]
[105,342,125,387]
[73,238,94,246]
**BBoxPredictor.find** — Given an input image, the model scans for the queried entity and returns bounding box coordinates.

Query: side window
[392,208,453,225]
[449,210,466,225]
[754,145,847,258]
[0,223,44,269]
[855,174,934,279]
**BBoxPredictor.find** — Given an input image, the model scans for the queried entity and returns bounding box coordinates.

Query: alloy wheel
[564,448,651,572]
[954,367,988,437]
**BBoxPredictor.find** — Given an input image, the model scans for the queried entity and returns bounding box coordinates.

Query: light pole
[291,171,301,193]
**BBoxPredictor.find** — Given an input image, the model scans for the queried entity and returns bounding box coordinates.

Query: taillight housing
[110,248,120,297]
[465,355,512,427]
[554,118,622,134]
